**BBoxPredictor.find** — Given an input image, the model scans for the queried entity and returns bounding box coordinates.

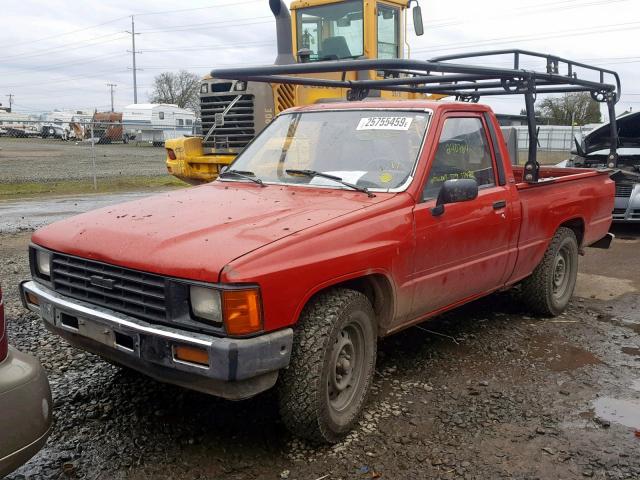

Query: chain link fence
[1,116,595,197]
[0,118,201,196]
[511,125,593,165]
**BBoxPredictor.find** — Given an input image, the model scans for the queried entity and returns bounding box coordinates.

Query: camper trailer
[122,104,195,146]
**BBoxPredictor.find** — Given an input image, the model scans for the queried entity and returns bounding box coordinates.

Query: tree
[149,70,200,114]
[537,92,601,126]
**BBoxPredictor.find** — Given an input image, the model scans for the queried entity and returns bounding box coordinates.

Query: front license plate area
[55,310,139,355]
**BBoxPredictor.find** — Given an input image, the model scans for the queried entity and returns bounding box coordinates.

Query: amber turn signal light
[173,344,209,367]
[222,289,262,336]
[25,292,40,306]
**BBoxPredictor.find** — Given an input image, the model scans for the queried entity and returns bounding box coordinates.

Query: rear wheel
[521,227,578,316]
[278,288,377,443]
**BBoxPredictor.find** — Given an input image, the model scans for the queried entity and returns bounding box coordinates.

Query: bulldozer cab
[165,0,426,185]
[291,0,423,62]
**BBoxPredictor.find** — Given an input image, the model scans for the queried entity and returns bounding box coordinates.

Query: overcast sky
[1,0,639,118]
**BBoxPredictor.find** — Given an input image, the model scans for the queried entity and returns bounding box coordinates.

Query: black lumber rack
[211,49,621,183]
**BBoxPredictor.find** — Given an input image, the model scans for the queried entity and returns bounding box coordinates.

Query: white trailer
[122,103,196,146]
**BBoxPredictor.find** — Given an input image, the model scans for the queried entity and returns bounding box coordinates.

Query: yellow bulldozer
[165,0,430,184]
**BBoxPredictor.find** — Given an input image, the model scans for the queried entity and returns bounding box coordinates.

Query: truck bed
[508,165,614,284]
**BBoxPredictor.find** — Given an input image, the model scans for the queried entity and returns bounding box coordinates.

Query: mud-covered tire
[521,227,578,316]
[278,288,377,443]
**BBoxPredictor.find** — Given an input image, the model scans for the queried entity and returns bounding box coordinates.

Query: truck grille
[201,94,255,151]
[50,253,167,323]
[615,183,633,197]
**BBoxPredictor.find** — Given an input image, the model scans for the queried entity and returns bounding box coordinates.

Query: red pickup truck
[21,99,614,442]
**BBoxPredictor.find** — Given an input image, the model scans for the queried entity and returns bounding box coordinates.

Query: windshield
[296,0,364,61]
[227,110,430,190]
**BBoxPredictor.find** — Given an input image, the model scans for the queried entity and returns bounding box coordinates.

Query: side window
[377,4,400,59]
[186,119,193,126]
[177,119,184,126]
[423,117,495,200]
[159,112,165,120]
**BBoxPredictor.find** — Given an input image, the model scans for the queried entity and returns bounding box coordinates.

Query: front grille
[51,253,167,323]
[613,208,627,215]
[201,94,255,151]
[631,209,640,219]
[615,183,633,197]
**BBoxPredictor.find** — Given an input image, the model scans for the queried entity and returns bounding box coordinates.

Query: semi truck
[21,51,618,442]
[165,0,430,184]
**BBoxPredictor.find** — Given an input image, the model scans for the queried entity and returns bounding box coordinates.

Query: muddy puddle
[593,397,640,430]
[528,334,602,372]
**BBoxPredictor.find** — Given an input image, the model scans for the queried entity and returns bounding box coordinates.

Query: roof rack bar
[210,49,621,183]
[524,90,539,182]
[429,49,621,99]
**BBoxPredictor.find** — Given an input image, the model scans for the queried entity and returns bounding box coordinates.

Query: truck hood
[32,182,389,282]
[576,111,640,155]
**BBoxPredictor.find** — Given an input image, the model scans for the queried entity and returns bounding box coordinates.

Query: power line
[0,16,129,51]
[0,33,128,62]
[2,52,128,75]
[413,20,640,54]
[133,0,262,17]
[139,18,274,34]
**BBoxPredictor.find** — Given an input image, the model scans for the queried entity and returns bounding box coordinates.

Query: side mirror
[431,179,478,216]
[220,165,229,174]
[413,5,424,36]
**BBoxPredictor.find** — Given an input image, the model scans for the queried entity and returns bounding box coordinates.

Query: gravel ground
[1,217,639,480]
[0,138,166,183]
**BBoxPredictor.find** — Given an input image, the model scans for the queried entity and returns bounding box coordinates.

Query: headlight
[36,250,51,277]
[189,286,222,323]
[234,81,246,91]
[200,83,209,94]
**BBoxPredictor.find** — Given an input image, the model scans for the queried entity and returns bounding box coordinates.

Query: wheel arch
[558,217,585,247]
[294,272,396,336]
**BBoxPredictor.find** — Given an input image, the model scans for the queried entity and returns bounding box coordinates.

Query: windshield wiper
[219,169,265,186]
[285,169,375,197]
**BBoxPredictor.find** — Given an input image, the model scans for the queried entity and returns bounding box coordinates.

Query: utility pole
[5,94,14,112]
[126,16,141,104]
[107,84,117,112]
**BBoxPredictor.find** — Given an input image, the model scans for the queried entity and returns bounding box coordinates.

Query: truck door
[409,113,512,317]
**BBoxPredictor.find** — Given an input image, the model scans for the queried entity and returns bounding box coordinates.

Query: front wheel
[278,288,377,443]
[521,227,579,316]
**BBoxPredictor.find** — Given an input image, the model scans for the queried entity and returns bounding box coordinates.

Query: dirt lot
[1,197,638,479]
[0,137,169,183]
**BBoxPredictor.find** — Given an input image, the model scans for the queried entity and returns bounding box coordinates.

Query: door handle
[493,200,507,209]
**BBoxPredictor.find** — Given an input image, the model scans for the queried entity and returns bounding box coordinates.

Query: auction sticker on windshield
[357,116,413,130]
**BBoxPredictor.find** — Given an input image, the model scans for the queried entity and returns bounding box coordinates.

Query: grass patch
[0,175,188,200]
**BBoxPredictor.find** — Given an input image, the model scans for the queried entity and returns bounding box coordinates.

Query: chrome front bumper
[20,280,293,400]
